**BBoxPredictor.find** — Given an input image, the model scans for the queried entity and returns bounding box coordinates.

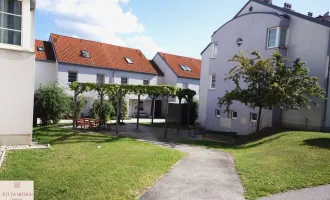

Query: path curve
[139,141,245,200]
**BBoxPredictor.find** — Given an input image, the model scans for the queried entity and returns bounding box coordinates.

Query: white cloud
[37,0,162,58]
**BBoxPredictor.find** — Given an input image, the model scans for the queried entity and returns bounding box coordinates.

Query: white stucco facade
[35,60,57,89]
[199,0,330,134]
[0,0,36,145]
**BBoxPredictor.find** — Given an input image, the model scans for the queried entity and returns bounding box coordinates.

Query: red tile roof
[35,40,56,61]
[50,34,159,75]
[158,52,201,79]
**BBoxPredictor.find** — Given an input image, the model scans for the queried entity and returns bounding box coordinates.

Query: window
[81,50,90,58]
[267,27,287,48]
[250,113,258,122]
[180,65,192,72]
[212,43,218,58]
[37,47,45,52]
[68,72,77,83]
[121,77,128,85]
[0,0,22,46]
[125,57,133,64]
[232,111,238,119]
[210,74,216,89]
[215,109,221,118]
[143,80,149,85]
[182,83,188,89]
[96,74,105,85]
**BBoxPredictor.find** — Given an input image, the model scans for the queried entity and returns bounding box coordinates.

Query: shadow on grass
[303,138,330,149]
[179,127,289,150]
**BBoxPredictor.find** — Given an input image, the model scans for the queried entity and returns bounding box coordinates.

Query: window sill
[232,118,237,120]
[266,46,287,50]
[0,43,34,53]
[216,116,221,118]
[251,120,257,123]
[209,88,216,90]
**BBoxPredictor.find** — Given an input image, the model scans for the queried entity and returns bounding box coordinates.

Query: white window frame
[210,74,216,89]
[143,79,149,85]
[0,0,23,46]
[267,27,287,49]
[125,57,133,64]
[250,112,258,123]
[121,77,128,85]
[230,111,238,119]
[212,42,218,58]
[68,71,78,83]
[96,74,105,85]
[215,109,221,118]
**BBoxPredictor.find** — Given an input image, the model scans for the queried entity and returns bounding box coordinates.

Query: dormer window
[81,50,90,58]
[125,57,133,64]
[180,65,192,72]
[0,0,22,46]
[37,47,44,52]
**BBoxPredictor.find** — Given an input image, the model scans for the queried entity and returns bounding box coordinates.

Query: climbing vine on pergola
[69,82,196,139]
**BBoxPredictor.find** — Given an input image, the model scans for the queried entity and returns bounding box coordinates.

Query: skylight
[125,57,133,64]
[81,50,90,58]
[180,65,192,72]
[37,47,44,52]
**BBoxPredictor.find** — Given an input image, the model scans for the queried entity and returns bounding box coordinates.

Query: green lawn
[0,125,184,200]
[181,129,330,199]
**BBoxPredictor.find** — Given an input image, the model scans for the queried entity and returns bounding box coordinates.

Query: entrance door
[139,101,144,111]
[155,100,162,118]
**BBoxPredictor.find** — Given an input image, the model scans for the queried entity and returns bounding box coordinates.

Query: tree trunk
[73,91,78,129]
[257,106,262,131]
[151,98,155,124]
[100,93,104,120]
[177,98,182,133]
[164,94,169,139]
[116,94,120,134]
[137,94,140,130]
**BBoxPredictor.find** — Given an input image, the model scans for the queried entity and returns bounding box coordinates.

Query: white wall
[152,54,177,86]
[35,60,57,89]
[199,44,212,127]
[177,77,200,101]
[0,49,35,145]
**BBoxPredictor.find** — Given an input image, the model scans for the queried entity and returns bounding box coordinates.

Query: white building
[0,0,36,145]
[199,0,330,135]
[35,33,165,118]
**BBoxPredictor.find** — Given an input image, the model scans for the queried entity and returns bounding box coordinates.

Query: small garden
[0,125,184,199]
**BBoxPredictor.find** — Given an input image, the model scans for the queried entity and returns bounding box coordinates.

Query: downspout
[322,30,330,131]
[112,69,116,84]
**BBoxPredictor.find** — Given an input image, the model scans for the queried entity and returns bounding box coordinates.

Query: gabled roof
[149,60,164,76]
[35,40,56,61]
[238,0,330,28]
[158,52,201,79]
[50,33,160,75]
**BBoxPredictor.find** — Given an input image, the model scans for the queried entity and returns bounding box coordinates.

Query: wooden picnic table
[75,118,111,130]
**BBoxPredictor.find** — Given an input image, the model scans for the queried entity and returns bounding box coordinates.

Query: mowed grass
[181,129,330,199]
[0,125,185,200]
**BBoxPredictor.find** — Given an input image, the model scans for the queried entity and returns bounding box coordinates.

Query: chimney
[308,12,313,17]
[283,2,292,9]
[261,0,272,4]
[325,12,329,17]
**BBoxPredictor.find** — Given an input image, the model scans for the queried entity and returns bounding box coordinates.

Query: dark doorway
[155,100,162,118]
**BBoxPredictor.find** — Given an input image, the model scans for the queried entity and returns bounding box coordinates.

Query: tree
[218,50,325,131]
[69,82,89,129]
[34,83,70,126]
[176,88,186,133]
[183,89,196,126]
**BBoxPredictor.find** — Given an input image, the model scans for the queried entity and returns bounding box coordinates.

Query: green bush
[90,100,115,121]
[34,83,70,126]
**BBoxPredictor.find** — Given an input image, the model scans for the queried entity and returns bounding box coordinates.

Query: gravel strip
[0,143,50,168]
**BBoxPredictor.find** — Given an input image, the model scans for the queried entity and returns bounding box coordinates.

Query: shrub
[34,83,70,126]
[65,97,87,119]
[91,100,115,121]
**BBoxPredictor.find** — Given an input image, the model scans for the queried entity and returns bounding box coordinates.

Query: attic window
[81,50,90,58]
[180,65,192,72]
[125,57,133,64]
[37,47,44,52]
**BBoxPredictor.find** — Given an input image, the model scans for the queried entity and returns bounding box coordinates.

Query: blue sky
[36,0,329,59]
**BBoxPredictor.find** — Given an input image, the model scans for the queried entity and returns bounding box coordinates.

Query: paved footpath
[258,185,330,200]
[139,142,245,200]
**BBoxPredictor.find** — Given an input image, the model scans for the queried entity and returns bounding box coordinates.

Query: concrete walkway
[258,185,330,200]
[139,142,245,200]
